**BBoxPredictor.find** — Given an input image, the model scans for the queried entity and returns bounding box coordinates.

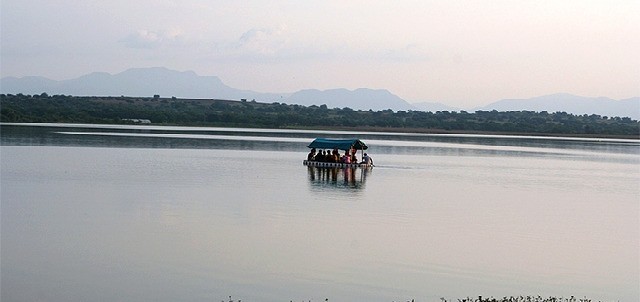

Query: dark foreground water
[1,123,638,302]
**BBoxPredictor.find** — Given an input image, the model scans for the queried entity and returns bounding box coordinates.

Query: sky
[1,0,639,108]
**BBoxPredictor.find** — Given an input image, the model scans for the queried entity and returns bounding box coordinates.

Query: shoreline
[283,125,640,140]
[3,121,639,141]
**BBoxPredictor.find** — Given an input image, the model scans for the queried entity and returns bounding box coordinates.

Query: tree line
[1,93,638,137]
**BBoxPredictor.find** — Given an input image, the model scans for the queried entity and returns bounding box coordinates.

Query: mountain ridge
[1,67,638,119]
[477,93,640,119]
[285,87,417,111]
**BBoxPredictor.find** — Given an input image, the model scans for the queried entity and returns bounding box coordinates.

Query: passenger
[342,151,351,164]
[331,149,340,163]
[307,148,317,161]
[350,149,358,163]
[324,150,331,162]
[361,153,373,165]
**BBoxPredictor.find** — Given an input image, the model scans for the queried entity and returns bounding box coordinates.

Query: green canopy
[307,138,368,151]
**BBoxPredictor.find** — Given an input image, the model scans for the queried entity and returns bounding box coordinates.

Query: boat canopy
[307,138,368,151]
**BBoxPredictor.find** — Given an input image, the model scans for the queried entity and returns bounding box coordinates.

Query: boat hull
[303,160,372,168]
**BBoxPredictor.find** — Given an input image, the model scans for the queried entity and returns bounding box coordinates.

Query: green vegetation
[1,93,638,138]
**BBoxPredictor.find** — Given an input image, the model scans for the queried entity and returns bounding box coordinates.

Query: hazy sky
[1,0,639,107]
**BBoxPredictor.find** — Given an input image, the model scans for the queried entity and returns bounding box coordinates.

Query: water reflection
[306,166,371,190]
[2,123,638,161]
[2,123,639,301]
[0,124,309,151]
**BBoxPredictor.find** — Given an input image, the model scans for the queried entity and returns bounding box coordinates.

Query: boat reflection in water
[306,166,371,189]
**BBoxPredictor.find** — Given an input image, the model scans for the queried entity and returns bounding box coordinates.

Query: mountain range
[1,67,638,119]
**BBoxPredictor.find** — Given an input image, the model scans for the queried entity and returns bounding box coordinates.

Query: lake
[1,123,638,302]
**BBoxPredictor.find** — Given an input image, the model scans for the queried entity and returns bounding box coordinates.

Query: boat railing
[303,160,372,168]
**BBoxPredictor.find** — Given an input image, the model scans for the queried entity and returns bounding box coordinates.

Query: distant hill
[285,88,417,111]
[476,93,640,120]
[2,68,639,119]
[0,67,285,102]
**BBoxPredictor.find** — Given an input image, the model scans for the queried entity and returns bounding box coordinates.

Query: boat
[303,138,373,168]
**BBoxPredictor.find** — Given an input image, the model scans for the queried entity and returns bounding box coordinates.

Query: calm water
[1,123,639,302]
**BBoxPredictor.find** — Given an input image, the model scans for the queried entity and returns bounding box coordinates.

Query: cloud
[234,25,291,57]
[120,29,183,49]
[210,24,428,64]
